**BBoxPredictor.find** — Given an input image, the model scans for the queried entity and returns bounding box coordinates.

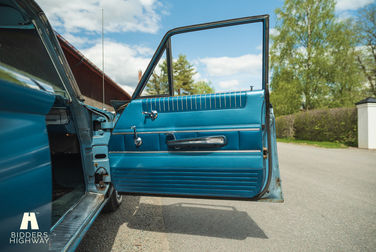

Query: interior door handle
[142,110,158,119]
[165,134,227,149]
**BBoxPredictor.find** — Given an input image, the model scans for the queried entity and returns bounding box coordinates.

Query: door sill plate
[49,192,104,251]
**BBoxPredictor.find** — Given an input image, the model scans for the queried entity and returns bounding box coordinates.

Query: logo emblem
[19,212,39,230]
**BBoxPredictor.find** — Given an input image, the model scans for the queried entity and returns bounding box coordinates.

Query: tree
[173,54,197,95]
[190,80,215,95]
[270,0,364,116]
[354,2,376,97]
[146,54,212,96]
[145,58,169,95]
[326,18,365,108]
[270,68,302,117]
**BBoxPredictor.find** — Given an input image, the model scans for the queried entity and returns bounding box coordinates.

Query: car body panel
[0,66,54,252]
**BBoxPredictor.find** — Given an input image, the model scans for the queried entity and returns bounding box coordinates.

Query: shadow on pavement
[128,202,268,240]
[76,196,267,251]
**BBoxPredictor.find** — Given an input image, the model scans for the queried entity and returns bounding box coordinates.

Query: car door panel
[109,90,266,199]
[109,15,283,202]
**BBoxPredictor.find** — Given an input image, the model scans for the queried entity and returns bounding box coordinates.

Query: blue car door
[0,66,54,252]
[109,15,283,202]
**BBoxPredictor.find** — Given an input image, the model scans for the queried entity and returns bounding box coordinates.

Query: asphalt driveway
[77,143,376,252]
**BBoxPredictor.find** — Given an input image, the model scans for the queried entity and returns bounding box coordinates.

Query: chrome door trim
[109,150,261,154]
[112,128,260,135]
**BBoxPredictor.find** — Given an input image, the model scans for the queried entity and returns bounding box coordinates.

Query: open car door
[109,15,283,202]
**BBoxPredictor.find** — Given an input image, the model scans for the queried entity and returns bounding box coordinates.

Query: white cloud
[218,80,239,89]
[336,0,370,11]
[337,11,353,21]
[193,72,202,81]
[120,85,136,95]
[81,40,153,94]
[60,33,93,47]
[270,28,280,36]
[199,54,262,77]
[36,0,164,34]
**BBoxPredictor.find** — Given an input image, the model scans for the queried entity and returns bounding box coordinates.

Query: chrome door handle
[166,135,227,149]
[142,110,158,119]
[131,126,142,147]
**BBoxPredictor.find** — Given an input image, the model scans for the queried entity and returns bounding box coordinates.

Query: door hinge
[263,147,268,159]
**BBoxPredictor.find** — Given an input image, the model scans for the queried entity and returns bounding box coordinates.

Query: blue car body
[0,0,283,251]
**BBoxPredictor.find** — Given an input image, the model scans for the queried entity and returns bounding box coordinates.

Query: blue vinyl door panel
[109,91,267,199]
[114,91,264,132]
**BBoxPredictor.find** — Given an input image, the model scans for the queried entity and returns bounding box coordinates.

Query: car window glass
[0,27,68,98]
[171,22,263,95]
[140,50,169,97]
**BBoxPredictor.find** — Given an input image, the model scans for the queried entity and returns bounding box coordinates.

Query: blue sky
[36,0,370,96]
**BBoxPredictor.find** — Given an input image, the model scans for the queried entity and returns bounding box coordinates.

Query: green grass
[277,138,349,148]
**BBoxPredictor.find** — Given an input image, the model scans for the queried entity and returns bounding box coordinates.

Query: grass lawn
[277,138,349,148]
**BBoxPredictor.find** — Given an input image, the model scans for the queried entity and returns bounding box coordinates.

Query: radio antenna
[102,9,106,111]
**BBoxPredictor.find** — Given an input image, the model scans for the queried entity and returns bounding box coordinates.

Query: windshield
[0,26,68,98]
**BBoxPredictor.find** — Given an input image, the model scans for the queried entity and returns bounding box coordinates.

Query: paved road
[77,143,376,251]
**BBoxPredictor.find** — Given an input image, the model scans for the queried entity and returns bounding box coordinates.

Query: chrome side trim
[110,150,261,154]
[113,127,260,135]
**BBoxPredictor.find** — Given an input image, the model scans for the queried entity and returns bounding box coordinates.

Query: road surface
[77,143,376,251]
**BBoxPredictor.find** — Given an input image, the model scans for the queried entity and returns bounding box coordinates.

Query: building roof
[55,31,131,102]
[355,97,376,105]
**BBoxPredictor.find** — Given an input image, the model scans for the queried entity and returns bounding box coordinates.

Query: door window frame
[133,15,270,102]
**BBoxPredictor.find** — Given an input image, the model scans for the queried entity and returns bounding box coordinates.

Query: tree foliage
[354,2,376,97]
[145,54,215,96]
[190,80,215,95]
[173,54,197,95]
[145,58,168,95]
[270,0,365,117]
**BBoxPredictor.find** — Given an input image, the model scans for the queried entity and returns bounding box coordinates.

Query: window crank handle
[131,126,142,147]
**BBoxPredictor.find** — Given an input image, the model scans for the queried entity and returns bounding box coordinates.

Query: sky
[36,0,371,96]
